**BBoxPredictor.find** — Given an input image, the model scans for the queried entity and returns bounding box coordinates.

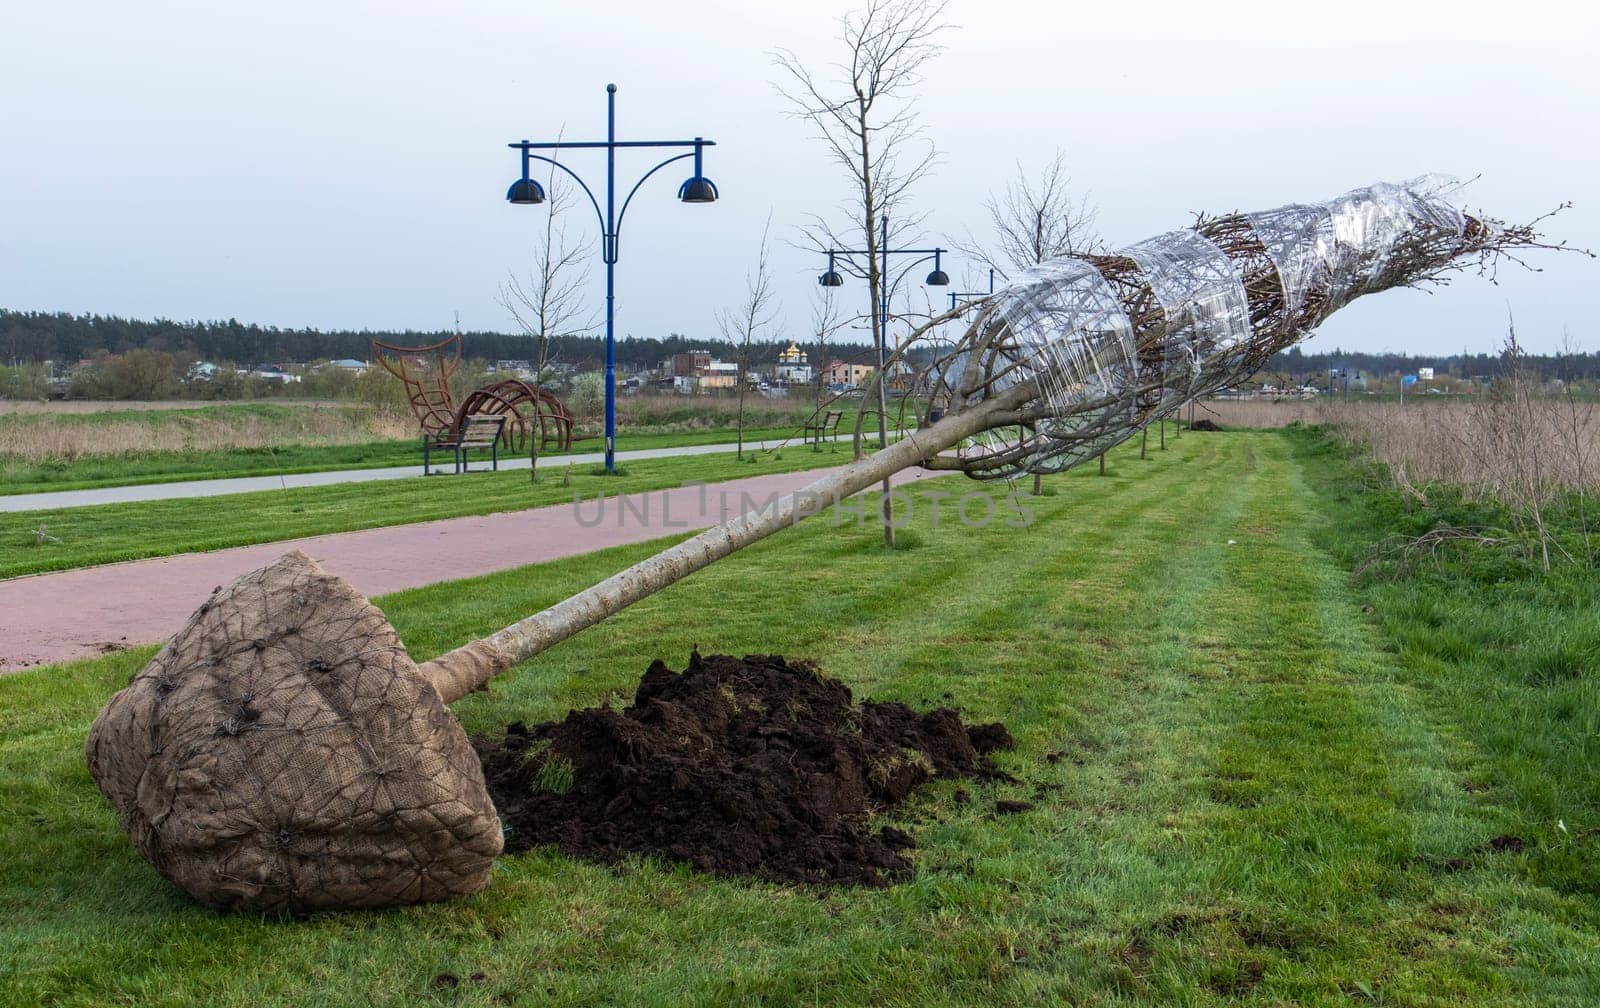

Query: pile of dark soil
[477,651,1013,886]
[1189,418,1223,431]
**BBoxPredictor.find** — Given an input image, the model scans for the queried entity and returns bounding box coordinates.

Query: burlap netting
[85,550,503,913]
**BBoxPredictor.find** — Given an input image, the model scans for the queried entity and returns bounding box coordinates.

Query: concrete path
[0,434,869,513]
[0,464,952,671]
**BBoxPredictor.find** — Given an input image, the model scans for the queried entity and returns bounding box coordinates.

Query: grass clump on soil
[479,651,1012,886]
[0,447,834,579]
[3,430,1600,1004]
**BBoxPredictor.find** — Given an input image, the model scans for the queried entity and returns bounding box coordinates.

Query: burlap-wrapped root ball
[85,551,503,913]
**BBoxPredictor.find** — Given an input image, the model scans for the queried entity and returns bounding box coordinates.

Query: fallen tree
[86,178,1568,912]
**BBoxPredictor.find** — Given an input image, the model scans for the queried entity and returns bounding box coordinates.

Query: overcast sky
[3,0,1596,357]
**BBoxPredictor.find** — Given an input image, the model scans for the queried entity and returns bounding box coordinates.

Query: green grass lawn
[0,443,852,579]
[2,429,1596,1006]
[0,423,815,495]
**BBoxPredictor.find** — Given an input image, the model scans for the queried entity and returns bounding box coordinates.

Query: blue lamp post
[506,83,718,473]
[948,268,996,312]
[817,216,949,409]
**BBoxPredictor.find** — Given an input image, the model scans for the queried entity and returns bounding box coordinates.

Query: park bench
[423,414,507,475]
[803,409,843,445]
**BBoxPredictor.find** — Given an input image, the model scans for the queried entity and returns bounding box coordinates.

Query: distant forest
[2,308,1595,381]
[0,310,875,372]
[1263,344,1599,383]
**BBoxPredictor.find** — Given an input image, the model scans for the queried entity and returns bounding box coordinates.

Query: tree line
[6,308,1591,398]
[0,309,874,374]
[1265,345,1599,384]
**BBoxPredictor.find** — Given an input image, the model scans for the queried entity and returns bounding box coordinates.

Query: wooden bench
[803,409,843,445]
[423,414,507,475]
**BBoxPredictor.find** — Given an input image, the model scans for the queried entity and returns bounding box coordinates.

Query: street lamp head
[819,270,844,287]
[924,268,950,286]
[506,177,547,205]
[678,175,719,204]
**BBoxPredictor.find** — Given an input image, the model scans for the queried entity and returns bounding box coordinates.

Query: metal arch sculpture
[371,334,575,457]
[87,178,1567,914]
[371,333,460,437]
[457,379,576,456]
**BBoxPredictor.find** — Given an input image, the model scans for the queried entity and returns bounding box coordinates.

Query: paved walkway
[0,434,867,513]
[0,464,952,671]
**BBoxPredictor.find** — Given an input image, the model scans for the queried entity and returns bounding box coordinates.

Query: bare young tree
[773,0,951,546]
[810,286,849,419]
[718,218,780,461]
[497,162,596,383]
[958,150,1100,279]
[956,151,1101,492]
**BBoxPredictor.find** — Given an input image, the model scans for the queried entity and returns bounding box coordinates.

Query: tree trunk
[858,109,893,550]
[420,386,1031,703]
[736,367,747,461]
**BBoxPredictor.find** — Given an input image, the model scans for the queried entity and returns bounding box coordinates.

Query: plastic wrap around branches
[960,258,1141,474]
[963,177,1476,476]
[1123,229,1251,398]
[990,258,1138,414]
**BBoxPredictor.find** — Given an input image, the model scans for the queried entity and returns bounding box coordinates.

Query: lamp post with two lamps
[817,215,951,546]
[505,83,718,473]
[817,216,951,437]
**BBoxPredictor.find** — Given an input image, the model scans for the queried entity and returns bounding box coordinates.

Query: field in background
[0,398,355,415]
[3,428,1597,1005]
[1185,395,1587,433]
[1192,398,1324,428]
[1317,396,1600,493]
[1315,388,1598,572]
[0,397,833,462]
[0,396,849,492]
[0,402,415,463]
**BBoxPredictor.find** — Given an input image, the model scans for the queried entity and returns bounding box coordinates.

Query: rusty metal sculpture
[371,334,576,462]
[88,179,1564,913]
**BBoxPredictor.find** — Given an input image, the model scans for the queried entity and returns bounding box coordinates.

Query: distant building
[698,360,738,391]
[244,366,301,384]
[822,358,874,388]
[664,350,739,392]
[327,358,369,374]
[668,351,712,377]
[774,341,812,384]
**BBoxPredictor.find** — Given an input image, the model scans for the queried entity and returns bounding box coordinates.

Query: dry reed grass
[0,406,416,463]
[1191,398,1323,429]
[0,394,819,463]
[1318,397,1600,496]
[1317,335,1598,570]
[0,398,349,416]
